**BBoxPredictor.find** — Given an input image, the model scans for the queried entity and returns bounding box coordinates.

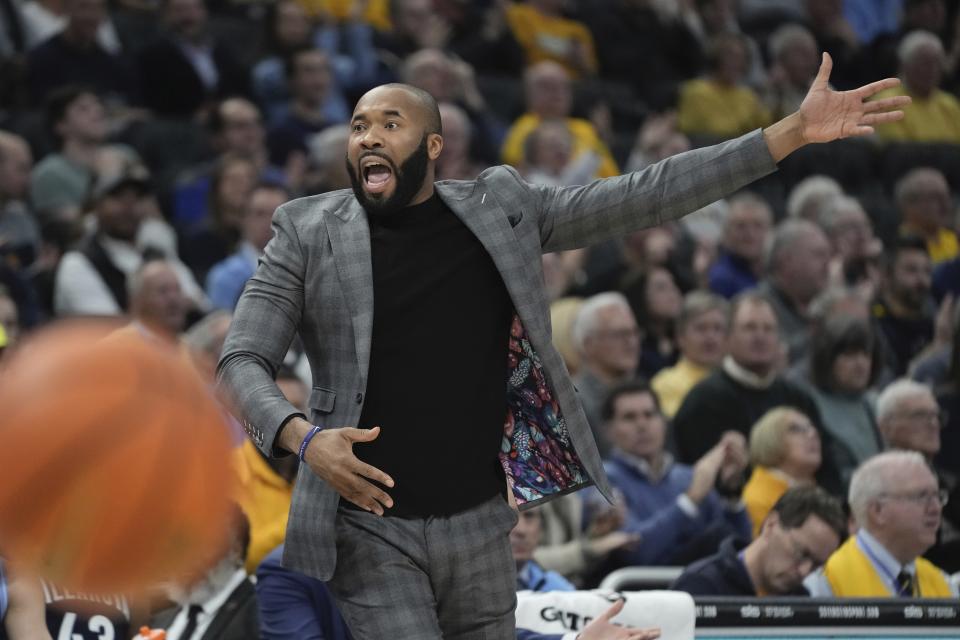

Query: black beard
[346,136,430,217]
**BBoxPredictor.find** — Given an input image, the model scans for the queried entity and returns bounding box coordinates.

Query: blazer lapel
[327,199,374,383]
[437,182,542,333]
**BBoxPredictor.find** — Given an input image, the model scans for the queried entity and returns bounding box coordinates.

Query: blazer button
[355,393,363,404]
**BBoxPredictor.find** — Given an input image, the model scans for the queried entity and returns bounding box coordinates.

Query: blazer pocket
[308,386,337,414]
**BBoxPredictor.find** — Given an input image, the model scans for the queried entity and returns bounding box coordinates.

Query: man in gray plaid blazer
[219,54,907,639]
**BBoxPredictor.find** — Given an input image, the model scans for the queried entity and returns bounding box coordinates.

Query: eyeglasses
[781,529,823,571]
[894,409,948,427]
[880,488,949,508]
[596,328,641,342]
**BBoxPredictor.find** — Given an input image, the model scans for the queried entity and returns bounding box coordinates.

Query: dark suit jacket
[28,33,137,105]
[137,36,249,117]
[152,577,260,640]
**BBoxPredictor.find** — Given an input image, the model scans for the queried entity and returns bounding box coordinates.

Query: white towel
[516,589,695,640]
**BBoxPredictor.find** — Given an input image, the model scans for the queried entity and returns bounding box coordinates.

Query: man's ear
[760,511,780,538]
[427,133,443,160]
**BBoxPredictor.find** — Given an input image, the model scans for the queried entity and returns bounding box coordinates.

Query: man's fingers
[354,460,395,488]
[634,629,661,640]
[344,426,382,442]
[346,476,394,514]
[812,51,832,88]
[847,125,875,137]
[597,599,625,622]
[855,77,900,98]
[860,111,904,126]
[863,95,911,113]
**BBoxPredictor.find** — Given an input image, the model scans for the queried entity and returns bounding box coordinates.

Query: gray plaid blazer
[218,129,777,580]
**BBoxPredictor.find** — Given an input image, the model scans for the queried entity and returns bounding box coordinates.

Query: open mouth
[361,158,394,194]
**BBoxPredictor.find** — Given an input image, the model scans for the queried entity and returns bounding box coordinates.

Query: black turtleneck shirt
[354,193,514,517]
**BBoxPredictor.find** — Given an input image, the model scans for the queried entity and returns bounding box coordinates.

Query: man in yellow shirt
[652,291,729,418]
[501,61,619,179]
[895,167,958,264]
[876,30,960,144]
[678,33,772,140]
[805,450,956,597]
[505,0,597,78]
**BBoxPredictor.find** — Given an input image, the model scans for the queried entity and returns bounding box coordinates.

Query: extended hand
[577,600,661,640]
[798,52,910,143]
[302,426,395,515]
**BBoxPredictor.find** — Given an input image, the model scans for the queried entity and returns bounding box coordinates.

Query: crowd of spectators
[2,0,960,637]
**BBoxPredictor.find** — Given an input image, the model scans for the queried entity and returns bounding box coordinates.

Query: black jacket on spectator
[150,578,260,640]
[27,33,137,105]
[671,536,755,596]
[137,37,249,118]
[78,234,129,310]
[673,536,811,596]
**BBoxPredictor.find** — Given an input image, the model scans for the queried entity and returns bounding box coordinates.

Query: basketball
[0,320,236,593]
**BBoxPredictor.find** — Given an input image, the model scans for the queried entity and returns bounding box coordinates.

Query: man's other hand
[577,600,661,640]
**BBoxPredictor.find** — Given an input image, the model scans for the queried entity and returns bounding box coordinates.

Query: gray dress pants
[328,494,520,639]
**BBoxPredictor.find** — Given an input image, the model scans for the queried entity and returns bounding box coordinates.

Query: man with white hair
[805,450,956,597]
[877,378,959,572]
[127,258,188,341]
[757,218,832,363]
[817,195,882,296]
[785,174,843,221]
[571,292,641,453]
[877,379,943,459]
[875,30,960,143]
[818,195,878,265]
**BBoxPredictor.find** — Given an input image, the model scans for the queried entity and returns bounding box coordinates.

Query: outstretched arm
[531,54,909,254]
[764,52,909,162]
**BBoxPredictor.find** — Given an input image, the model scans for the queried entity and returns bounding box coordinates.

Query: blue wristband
[298,425,323,462]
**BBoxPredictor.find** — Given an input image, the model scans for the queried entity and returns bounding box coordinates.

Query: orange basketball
[0,320,236,593]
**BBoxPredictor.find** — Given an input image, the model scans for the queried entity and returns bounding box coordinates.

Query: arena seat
[599,566,684,591]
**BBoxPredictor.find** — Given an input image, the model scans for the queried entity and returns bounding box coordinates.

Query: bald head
[129,260,187,337]
[347,84,445,216]
[357,84,442,137]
